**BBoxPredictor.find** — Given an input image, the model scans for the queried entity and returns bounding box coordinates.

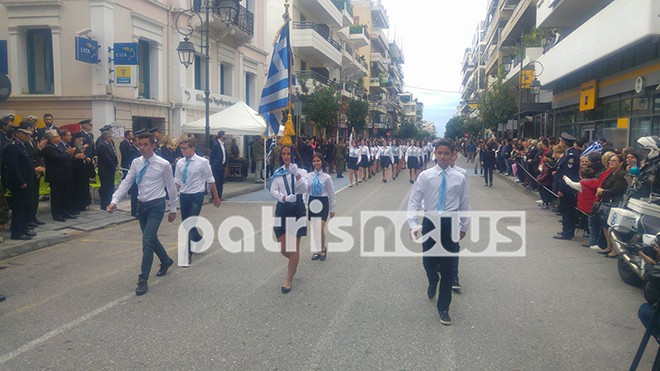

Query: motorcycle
[608,136,660,287]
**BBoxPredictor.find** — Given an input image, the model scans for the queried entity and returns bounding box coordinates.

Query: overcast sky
[380,0,486,137]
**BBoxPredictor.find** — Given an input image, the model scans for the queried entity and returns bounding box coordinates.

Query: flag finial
[283,0,290,22]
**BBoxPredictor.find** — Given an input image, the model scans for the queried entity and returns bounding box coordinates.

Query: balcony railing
[207,1,254,36]
[292,22,341,51]
[297,70,330,86]
[349,25,369,38]
[332,0,353,16]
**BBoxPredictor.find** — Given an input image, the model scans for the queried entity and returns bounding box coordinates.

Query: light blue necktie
[437,169,447,211]
[181,158,191,184]
[135,159,150,185]
[312,171,323,196]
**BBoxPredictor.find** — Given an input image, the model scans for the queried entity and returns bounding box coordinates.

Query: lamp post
[176,0,240,147]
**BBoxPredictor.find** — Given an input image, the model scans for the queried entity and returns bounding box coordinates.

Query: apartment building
[0,0,268,147]
[536,0,660,147]
[459,21,486,118]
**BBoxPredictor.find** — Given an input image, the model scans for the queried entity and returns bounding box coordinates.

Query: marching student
[270,146,308,293]
[407,139,419,183]
[370,140,379,177]
[359,138,370,182]
[379,139,394,183]
[392,139,400,180]
[108,132,177,296]
[408,139,470,325]
[306,153,336,261]
[347,128,361,187]
[174,137,222,261]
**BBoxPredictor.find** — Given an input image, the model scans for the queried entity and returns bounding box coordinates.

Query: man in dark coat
[80,119,96,158]
[119,129,140,216]
[210,130,227,199]
[42,130,77,221]
[36,113,58,141]
[96,129,118,210]
[2,122,37,240]
[70,131,94,212]
[553,133,581,240]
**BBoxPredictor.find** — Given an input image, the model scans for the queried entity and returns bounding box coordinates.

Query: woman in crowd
[563,167,599,247]
[392,139,400,179]
[482,141,496,188]
[306,153,336,262]
[626,151,640,171]
[407,139,419,183]
[359,138,370,182]
[595,154,628,258]
[347,128,361,187]
[369,140,378,177]
[270,146,308,293]
[400,140,407,170]
[379,139,394,183]
[536,153,556,209]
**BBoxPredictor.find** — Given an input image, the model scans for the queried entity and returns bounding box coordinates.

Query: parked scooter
[608,136,660,287]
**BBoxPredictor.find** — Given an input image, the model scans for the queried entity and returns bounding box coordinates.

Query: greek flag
[581,141,603,157]
[259,22,293,135]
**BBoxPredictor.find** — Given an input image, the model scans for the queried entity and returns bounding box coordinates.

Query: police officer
[553,132,580,240]
[148,127,162,157]
[2,122,38,240]
[79,119,96,158]
[96,127,118,210]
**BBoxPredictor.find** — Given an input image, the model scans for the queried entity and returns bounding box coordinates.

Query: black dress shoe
[25,230,37,237]
[0,295,5,302]
[26,224,36,230]
[11,234,32,240]
[156,259,174,277]
[452,278,462,292]
[427,280,438,299]
[135,279,148,295]
[281,286,291,294]
[63,213,77,219]
[32,218,45,225]
[553,234,573,240]
[53,216,66,222]
[27,222,39,228]
[438,310,452,326]
[69,210,80,216]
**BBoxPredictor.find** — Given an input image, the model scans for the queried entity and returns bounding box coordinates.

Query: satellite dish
[0,74,11,103]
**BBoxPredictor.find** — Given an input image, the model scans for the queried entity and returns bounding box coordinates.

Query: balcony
[341,42,367,77]
[536,0,660,87]
[537,0,609,29]
[296,70,330,89]
[371,0,390,29]
[347,25,369,48]
[331,0,354,27]
[291,22,342,67]
[297,0,343,28]
[369,78,386,94]
[389,41,404,64]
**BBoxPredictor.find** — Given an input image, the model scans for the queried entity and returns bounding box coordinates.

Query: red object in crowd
[59,122,81,133]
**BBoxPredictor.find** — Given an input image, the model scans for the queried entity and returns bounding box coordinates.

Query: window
[194,55,204,90]
[245,73,252,105]
[138,39,150,98]
[27,29,54,94]
[220,63,225,95]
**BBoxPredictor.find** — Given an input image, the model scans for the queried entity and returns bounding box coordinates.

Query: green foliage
[398,121,418,139]
[477,78,516,130]
[347,98,368,133]
[444,116,464,139]
[303,85,340,130]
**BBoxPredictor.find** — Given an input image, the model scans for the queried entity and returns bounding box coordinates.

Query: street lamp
[176,0,240,147]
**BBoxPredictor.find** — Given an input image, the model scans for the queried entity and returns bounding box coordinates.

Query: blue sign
[75,37,99,64]
[113,43,139,65]
[0,41,7,74]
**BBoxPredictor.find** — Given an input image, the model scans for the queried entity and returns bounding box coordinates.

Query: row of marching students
[270,146,337,294]
[345,128,435,187]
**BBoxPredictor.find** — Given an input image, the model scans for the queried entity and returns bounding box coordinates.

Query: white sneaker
[589,245,602,250]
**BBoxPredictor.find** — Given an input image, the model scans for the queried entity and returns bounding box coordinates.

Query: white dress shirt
[305,170,336,213]
[270,165,308,203]
[112,153,178,212]
[218,139,226,165]
[378,145,394,162]
[174,154,215,194]
[407,165,470,231]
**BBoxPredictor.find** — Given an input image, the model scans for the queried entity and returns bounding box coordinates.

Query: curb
[0,234,73,261]
[0,183,265,261]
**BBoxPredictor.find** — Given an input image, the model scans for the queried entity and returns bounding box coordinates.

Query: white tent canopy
[181,101,283,136]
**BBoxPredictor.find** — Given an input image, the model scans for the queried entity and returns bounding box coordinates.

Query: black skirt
[360,155,369,167]
[381,156,392,168]
[308,195,329,221]
[348,156,360,170]
[274,196,307,239]
[393,156,399,164]
[408,157,419,169]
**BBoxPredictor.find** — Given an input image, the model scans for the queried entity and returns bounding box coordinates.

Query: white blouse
[305,170,336,213]
[270,165,308,203]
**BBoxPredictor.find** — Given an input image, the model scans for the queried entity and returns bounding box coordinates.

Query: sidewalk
[0,179,264,261]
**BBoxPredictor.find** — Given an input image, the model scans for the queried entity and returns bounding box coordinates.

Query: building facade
[0,0,269,149]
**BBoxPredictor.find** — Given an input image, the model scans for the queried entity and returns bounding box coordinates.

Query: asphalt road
[0,158,655,370]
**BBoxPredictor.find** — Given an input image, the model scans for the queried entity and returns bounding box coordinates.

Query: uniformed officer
[96,127,118,210]
[2,122,38,240]
[553,132,580,240]
[79,119,96,158]
[148,127,163,157]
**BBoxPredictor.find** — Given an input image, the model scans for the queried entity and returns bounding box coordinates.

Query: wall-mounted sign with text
[75,37,100,64]
[113,43,139,65]
[115,65,137,87]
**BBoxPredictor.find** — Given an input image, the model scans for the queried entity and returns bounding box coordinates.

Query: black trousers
[560,193,577,237]
[484,166,494,185]
[49,180,67,218]
[9,185,33,235]
[212,164,225,198]
[31,175,39,220]
[422,216,459,312]
[99,173,115,210]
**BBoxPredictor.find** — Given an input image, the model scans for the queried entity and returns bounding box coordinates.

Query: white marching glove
[288,163,298,176]
[285,194,297,203]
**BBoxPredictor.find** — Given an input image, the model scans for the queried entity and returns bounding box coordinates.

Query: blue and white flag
[258,22,294,135]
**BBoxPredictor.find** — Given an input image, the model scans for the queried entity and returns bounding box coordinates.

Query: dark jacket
[210,139,226,168]
[556,147,580,195]
[482,147,496,168]
[82,131,95,158]
[42,142,73,184]
[2,140,35,189]
[96,139,118,176]
[600,167,628,203]
[119,139,139,170]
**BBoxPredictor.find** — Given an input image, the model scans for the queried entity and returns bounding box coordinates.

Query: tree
[477,78,516,130]
[444,116,464,139]
[398,121,419,140]
[303,85,340,131]
[347,98,368,133]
